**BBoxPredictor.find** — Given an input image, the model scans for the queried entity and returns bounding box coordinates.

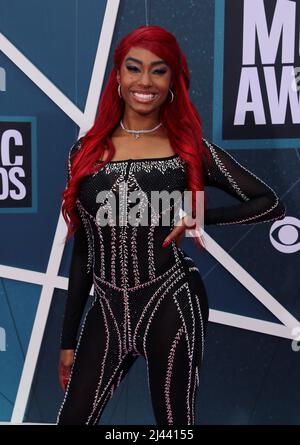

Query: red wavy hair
[62,25,212,249]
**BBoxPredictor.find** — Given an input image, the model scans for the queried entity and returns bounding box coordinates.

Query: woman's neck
[121,109,161,131]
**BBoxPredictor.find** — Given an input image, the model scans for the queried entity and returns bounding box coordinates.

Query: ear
[117,71,120,84]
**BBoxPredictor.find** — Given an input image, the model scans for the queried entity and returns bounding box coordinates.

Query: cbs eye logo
[270,217,300,253]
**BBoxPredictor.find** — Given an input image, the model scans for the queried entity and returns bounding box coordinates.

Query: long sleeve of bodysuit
[60,224,93,349]
[202,138,286,225]
[60,140,93,350]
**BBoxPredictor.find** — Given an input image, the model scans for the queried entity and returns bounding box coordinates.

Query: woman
[56,25,285,425]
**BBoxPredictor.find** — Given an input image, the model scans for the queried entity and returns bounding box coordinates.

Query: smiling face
[117,47,173,116]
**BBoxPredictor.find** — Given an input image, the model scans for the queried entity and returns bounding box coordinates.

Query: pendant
[134,133,140,139]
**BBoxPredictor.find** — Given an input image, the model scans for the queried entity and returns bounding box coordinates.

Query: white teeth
[131,92,156,102]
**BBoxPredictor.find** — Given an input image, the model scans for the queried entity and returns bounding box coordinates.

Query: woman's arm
[202,138,286,225]
[60,138,93,350]
[60,224,93,349]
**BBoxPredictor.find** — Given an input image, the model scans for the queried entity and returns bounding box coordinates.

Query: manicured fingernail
[162,240,170,248]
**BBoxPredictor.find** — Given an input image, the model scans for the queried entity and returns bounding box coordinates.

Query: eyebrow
[125,57,168,67]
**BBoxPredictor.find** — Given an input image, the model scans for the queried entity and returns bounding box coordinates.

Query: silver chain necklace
[120,119,162,139]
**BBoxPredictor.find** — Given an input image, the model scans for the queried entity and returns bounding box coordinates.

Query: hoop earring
[169,88,174,103]
[118,83,122,98]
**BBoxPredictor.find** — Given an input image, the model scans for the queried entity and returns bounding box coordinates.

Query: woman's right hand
[59,349,75,391]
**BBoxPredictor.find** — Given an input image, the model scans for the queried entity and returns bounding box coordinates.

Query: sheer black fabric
[202,139,286,225]
[60,137,285,350]
[60,225,93,349]
[58,137,285,424]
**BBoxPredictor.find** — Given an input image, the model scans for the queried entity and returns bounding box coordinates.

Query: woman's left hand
[162,215,197,248]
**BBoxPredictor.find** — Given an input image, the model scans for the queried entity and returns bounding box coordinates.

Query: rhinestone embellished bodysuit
[57,137,285,425]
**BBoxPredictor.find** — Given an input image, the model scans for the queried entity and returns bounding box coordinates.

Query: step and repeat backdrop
[0,0,299,424]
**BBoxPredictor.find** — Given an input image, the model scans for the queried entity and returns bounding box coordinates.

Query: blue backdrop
[0,0,299,425]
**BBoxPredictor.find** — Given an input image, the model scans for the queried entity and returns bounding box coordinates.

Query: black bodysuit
[57,138,285,425]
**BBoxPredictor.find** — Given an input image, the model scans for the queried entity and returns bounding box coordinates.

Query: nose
[138,71,153,87]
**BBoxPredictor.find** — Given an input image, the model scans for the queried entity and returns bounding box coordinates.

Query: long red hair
[62,25,212,249]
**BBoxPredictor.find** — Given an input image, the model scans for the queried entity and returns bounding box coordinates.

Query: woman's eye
[126,65,139,72]
[126,65,167,75]
[153,69,167,75]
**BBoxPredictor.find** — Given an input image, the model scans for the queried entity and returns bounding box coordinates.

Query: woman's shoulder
[69,136,84,158]
[66,137,84,181]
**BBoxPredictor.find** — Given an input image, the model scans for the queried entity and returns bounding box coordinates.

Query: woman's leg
[142,261,209,425]
[57,296,136,425]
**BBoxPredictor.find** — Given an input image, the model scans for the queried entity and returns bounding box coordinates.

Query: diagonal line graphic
[281,178,300,200]
[209,309,293,339]
[0,34,86,128]
[202,231,299,329]
[0,264,95,293]
[0,0,298,424]
[81,1,120,133]
[203,169,300,283]
[0,263,295,339]
[3,0,120,423]
[1,278,26,359]
[0,392,14,406]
